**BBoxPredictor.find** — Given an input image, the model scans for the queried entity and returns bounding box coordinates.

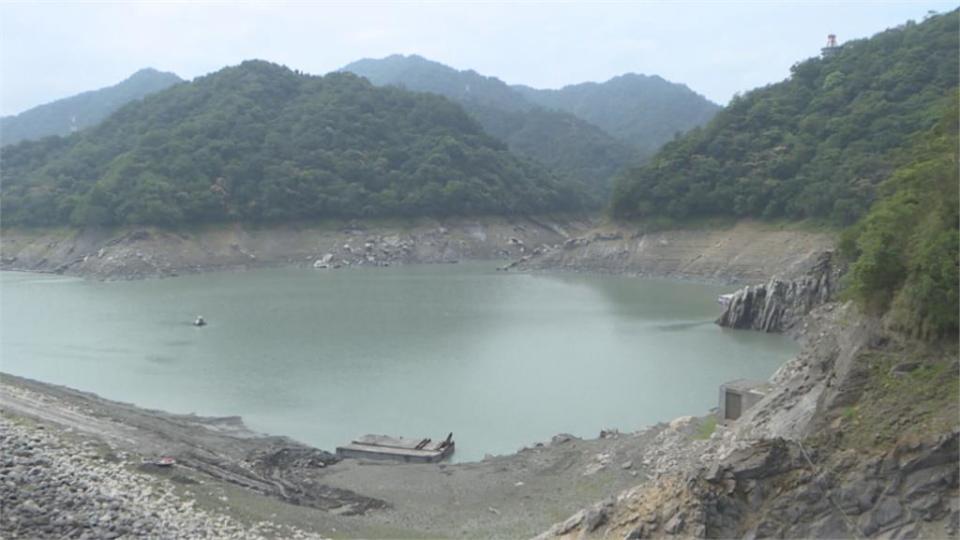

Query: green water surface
[0,263,796,461]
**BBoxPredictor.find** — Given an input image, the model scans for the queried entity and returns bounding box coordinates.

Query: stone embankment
[0,416,323,539]
[716,251,839,332]
[512,221,835,284]
[0,216,591,280]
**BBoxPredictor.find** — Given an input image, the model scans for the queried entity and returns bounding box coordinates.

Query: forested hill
[513,74,721,157]
[344,55,635,195]
[345,55,532,112]
[0,60,586,227]
[612,11,959,225]
[0,68,182,147]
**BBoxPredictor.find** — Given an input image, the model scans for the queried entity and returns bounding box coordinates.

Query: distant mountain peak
[343,54,720,195]
[1,68,183,146]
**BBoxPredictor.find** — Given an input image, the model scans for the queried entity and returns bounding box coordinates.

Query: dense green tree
[344,55,717,197]
[842,99,958,339]
[612,11,958,225]
[0,61,587,226]
[513,73,721,158]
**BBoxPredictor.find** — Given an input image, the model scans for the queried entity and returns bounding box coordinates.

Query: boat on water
[336,433,454,463]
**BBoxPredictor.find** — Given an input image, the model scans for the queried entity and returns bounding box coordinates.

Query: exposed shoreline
[0,217,834,285]
[0,372,720,538]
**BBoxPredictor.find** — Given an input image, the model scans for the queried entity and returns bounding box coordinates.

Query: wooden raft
[335,433,455,463]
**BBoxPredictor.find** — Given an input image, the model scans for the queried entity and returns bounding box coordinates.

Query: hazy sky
[1,1,955,116]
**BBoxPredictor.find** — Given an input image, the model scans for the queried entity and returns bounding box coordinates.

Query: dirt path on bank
[0,373,712,538]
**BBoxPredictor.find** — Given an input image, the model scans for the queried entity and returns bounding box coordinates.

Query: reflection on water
[1,264,794,461]
[654,320,715,332]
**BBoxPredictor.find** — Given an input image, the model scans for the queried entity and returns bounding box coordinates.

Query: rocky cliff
[536,301,960,539]
[716,251,839,332]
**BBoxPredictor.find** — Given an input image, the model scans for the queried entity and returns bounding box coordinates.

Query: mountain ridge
[343,55,635,195]
[0,68,183,146]
[612,10,959,225]
[0,60,586,227]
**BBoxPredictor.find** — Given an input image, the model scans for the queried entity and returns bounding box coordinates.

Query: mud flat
[0,373,717,539]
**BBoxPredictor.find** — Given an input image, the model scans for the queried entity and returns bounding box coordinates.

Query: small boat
[155,456,176,467]
[194,315,207,327]
[336,433,454,463]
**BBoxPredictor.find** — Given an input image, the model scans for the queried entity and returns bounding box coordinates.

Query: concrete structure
[336,433,455,463]
[719,379,771,422]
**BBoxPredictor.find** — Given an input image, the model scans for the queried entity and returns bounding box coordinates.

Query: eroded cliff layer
[514,221,835,284]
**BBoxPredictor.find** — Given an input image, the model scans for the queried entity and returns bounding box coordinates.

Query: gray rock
[724,439,796,481]
[837,478,880,512]
[807,511,853,538]
[664,511,685,534]
[903,463,956,500]
[555,510,585,535]
[20,499,42,514]
[860,496,905,535]
[550,433,576,445]
[717,251,834,332]
[582,498,614,533]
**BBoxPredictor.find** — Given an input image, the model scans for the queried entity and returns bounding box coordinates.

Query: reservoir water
[1,264,796,461]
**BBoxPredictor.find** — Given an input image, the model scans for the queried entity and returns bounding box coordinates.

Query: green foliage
[513,74,721,158]
[464,103,635,198]
[844,99,959,338]
[344,55,716,197]
[0,61,587,227]
[612,11,958,225]
[694,415,718,439]
[0,69,183,146]
[834,349,959,449]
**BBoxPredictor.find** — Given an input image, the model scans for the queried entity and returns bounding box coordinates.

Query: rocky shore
[512,220,835,284]
[0,373,724,539]
[536,301,960,539]
[2,218,834,284]
[0,216,591,280]
[0,415,322,539]
[4,218,956,539]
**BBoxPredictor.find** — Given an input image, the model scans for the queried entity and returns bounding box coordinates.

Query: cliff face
[538,432,958,539]
[537,300,960,539]
[716,251,838,332]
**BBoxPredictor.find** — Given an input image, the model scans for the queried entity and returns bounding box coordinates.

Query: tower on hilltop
[821,34,841,58]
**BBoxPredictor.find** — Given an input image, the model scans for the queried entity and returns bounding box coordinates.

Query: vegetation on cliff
[841,99,958,339]
[0,68,183,147]
[0,61,586,227]
[611,11,958,225]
